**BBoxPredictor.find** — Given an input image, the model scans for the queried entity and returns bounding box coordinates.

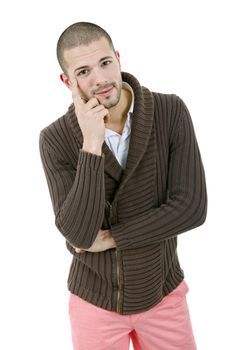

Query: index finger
[71,77,86,105]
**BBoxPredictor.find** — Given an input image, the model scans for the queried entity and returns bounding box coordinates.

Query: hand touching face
[71,77,110,155]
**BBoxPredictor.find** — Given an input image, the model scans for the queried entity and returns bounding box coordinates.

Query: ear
[115,50,120,61]
[115,51,121,69]
[60,73,72,90]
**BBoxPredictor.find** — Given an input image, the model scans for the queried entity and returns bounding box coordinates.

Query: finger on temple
[71,77,85,105]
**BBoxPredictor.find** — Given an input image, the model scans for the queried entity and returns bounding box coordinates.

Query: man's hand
[71,78,110,156]
[74,230,116,253]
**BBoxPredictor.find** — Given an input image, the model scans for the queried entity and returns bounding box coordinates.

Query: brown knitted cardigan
[39,72,207,315]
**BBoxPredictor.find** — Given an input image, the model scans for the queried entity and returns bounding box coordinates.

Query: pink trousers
[69,280,197,350]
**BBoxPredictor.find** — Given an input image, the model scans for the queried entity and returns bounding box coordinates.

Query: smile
[95,87,114,97]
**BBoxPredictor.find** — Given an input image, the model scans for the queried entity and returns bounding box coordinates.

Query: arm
[39,77,110,249]
[39,137,106,249]
[111,98,207,250]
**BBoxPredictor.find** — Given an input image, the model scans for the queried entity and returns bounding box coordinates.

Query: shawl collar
[68,72,155,193]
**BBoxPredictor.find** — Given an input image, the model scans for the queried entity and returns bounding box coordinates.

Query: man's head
[57,22,122,109]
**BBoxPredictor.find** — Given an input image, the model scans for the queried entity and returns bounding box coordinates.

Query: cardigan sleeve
[39,133,105,249]
[111,98,207,250]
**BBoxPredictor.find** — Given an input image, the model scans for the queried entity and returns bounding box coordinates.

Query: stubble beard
[93,78,122,109]
[102,86,121,109]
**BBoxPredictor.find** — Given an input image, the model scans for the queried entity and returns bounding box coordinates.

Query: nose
[92,67,108,87]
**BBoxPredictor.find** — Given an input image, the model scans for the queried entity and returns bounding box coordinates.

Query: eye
[77,69,89,77]
[102,60,112,66]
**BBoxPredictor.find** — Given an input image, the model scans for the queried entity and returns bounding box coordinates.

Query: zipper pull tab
[107,201,113,223]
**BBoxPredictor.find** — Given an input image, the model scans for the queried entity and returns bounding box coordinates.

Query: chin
[105,100,116,108]
[103,99,118,109]
[105,93,121,109]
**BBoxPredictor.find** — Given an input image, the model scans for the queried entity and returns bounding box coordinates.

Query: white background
[0,0,232,349]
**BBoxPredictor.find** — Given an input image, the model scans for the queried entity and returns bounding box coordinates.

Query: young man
[39,22,207,350]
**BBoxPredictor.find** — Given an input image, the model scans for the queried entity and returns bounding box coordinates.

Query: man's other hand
[74,230,116,253]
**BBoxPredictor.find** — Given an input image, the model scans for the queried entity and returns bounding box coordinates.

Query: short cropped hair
[57,22,115,74]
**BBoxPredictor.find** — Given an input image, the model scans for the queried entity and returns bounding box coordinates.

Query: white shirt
[105,82,134,169]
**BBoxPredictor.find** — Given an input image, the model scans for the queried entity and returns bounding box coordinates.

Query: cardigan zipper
[115,249,121,313]
[107,201,121,313]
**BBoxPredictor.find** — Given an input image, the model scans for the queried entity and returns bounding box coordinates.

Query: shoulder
[39,105,75,157]
[140,85,184,115]
[152,91,184,111]
[145,90,193,142]
[40,112,66,139]
[149,91,184,129]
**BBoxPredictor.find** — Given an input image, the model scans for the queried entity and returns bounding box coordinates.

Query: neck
[105,87,132,133]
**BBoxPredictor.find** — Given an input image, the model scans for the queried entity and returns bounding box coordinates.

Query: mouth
[95,86,114,97]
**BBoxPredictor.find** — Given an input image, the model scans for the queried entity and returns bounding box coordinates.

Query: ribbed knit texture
[39,72,207,315]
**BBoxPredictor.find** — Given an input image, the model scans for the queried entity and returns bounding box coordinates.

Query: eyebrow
[74,56,113,73]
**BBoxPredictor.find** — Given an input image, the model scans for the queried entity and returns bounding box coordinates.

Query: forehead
[63,37,114,71]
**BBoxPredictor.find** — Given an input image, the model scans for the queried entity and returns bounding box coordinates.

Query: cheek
[79,76,95,91]
[101,68,121,87]
[109,64,120,77]
[111,65,122,84]
[78,81,93,99]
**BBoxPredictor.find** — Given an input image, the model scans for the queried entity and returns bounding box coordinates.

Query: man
[39,22,207,350]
